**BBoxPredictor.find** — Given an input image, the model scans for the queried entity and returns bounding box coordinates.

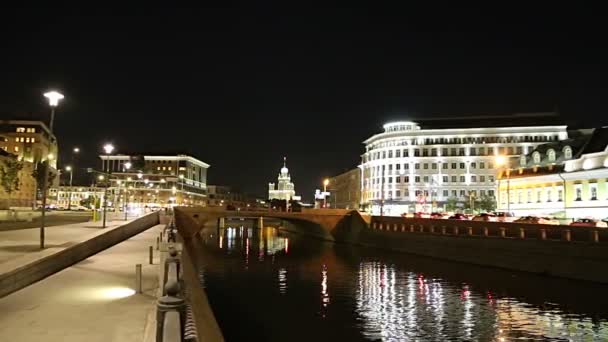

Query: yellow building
[497,127,608,219]
[0,120,58,169]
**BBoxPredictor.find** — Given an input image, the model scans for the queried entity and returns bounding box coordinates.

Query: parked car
[430,212,447,219]
[570,218,608,228]
[513,216,559,225]
[448,213,469,220]
[70,205,90,211]
[472,213,497,222]
[493,211,516,222]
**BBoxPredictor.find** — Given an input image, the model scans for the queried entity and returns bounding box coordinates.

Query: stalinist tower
[268,157,298,201]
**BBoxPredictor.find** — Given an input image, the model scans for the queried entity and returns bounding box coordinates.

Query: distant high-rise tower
[268,157,297,201]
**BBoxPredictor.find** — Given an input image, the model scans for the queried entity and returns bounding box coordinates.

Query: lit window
[563,146,573,160]
[25,137,30,143]
[168,167,172,170]
[14,146,19,152]
[179,167,186,171]
[157,167,161,170]
[532,152,541,164]
[16,127,25,132]
[26,128,36,133]
[31,138,35,143]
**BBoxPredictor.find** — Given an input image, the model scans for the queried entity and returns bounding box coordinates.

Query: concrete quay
[0,222,165,341]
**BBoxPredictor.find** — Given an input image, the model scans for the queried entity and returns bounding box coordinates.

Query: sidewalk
[0,217,131,265]
[0,223,164,341]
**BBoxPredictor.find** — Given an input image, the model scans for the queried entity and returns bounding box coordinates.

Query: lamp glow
[124,162,132,170]
[44,91,64,107]
[103,144,114,154]
[73,147,80,153]
[65,166,72,171]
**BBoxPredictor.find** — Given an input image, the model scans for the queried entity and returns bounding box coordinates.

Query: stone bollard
[453,226,459,235]
[519,228,525,239]
[419,225,424,233]
[591,230,599,243]
[401,224,406,232]
[467,227,473,236]
[135,264,142,294]
[429,225,435,234]
[539,229,547,240]
[563,229,571,242]
[149,246,154,265]
[379,223,383,230]
[394,224,398,232]
[483,227,489,237]
[156,281,185,342]
[441,226,447,235]
[499,227,506,238]
[410,225,415,233]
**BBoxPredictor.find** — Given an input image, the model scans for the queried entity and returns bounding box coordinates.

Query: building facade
[359,120,569,216]
[207,185,264,209]
[99,154,210,208]
[268,158,300,201]
[0,120,58,169]
[49,186,108,209]
[0,120,59,209]
[497,127,608,219]
[327,168,361,209]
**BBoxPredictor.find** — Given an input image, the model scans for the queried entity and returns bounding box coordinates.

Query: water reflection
[194,224,608,341]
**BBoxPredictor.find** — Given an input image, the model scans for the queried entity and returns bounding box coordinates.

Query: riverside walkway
[0,222,164,341]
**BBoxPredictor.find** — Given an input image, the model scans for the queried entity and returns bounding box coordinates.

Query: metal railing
[369,216,606,244]
[156,214,197,342]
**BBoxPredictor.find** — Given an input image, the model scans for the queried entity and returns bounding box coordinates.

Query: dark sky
[1,7,607,200]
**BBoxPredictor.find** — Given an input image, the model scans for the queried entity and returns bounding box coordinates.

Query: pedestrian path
[0,217,135,265]
[0,223,164,342]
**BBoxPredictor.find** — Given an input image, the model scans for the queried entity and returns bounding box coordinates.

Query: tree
[445,197,458,211]
[0,156,23,209]
[32,161,57,205]
[477,195,497,212]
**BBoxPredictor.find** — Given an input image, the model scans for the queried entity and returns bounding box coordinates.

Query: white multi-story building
[269,158,300,201]
[359,120,569,215]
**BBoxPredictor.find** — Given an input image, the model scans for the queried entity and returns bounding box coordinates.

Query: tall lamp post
[123,162,132,220]
[40,90,63,249]
[65,166,73,210]
[102,144,114,228]
[495,156,510,213]
[323,179,329,208]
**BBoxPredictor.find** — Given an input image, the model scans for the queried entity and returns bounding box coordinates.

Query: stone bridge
[174,207,369,242]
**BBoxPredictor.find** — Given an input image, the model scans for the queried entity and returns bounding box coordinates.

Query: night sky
[1,7,607,200]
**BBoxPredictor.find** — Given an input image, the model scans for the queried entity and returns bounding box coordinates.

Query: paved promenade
[0,223,164,341]
[0,217,126,265]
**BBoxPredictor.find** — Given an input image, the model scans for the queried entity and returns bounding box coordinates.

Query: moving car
[472,213,497,222]
[513,216,559,225]
[569,218,608,228]
[448,213,469,220]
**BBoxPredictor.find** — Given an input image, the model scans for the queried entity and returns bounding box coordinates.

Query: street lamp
[43,91,64,131]
[39,90,63,249]
[323,179,329,208]
[65,165,73,210]
[123,163,131,220]
[495,156,510,213]
[101,144,114,228]
[73,147,80,153]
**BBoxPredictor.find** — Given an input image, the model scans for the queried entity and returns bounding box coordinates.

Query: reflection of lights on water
[461,285,474,340]
[284,238,289,254]
[278,268,287,294]
[219,236,223,249]
[321,264,330,307]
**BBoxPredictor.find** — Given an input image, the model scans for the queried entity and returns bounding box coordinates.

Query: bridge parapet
[174,207,367,241]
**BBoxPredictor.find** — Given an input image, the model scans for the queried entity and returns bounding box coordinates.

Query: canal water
[191,221,608,341]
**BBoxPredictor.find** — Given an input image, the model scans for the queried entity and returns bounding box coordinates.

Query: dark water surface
[191,222,608,341]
